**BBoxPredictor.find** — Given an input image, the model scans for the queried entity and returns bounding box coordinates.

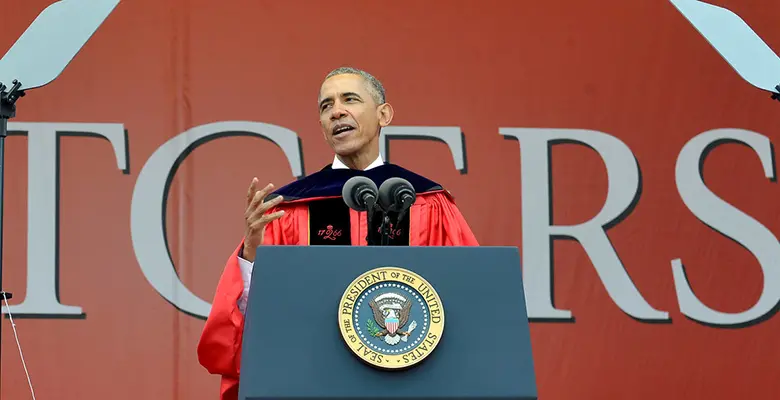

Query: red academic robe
[196,164,478,400]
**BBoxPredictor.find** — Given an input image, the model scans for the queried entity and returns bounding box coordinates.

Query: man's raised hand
[242,177,285,262]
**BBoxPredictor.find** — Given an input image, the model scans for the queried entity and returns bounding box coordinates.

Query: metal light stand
[0,79,23,370]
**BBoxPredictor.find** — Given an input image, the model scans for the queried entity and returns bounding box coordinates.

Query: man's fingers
[246,178,259,206]
[250,210,286,230]
[246,180,271,202]
[246,183,275,212]
[264,210,286,223]
[255,183,274,201]
[246,177,257,197]
[248,195,284,220]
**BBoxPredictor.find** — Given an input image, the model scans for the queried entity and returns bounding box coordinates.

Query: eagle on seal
[368,292,415,345]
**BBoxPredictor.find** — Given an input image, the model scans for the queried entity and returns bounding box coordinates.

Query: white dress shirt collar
[332,154,384,170]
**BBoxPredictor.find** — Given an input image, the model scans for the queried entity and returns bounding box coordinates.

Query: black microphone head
[342,176,379,211]
[378,177,416,212]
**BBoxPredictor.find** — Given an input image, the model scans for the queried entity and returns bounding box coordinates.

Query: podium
[238,245,537,400]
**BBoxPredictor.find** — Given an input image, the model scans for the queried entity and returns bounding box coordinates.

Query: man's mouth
[332,124,356,136]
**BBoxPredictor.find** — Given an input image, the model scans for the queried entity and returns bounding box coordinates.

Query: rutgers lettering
[4,121,777,328]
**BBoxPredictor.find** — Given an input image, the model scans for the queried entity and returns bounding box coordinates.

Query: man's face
[318,74,392,157]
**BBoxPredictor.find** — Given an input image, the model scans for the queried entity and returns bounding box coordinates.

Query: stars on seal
[354,282,429,354]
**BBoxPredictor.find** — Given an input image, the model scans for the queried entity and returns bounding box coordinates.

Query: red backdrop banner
[2,1,780,399]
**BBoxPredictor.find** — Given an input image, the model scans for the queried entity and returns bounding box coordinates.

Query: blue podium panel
[239,246,537,400]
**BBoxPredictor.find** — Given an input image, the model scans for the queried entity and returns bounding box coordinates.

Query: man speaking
[197,67,478,400]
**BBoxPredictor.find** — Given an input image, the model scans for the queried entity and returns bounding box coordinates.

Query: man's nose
[330,104,347,120]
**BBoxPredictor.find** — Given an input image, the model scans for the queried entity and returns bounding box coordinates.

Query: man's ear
[377,103,394,127]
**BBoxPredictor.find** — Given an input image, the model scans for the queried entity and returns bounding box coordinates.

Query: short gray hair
[324,67,386,105]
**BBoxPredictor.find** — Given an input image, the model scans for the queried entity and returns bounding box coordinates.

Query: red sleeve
[196,240,246,400]
[196,204,305,400]
[410,191,479,246]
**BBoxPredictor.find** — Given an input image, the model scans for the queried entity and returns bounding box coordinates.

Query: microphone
[342,176,379,212]
[378,177,416,214]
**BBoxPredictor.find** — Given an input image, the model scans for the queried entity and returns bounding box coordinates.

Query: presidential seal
[338,266,444,369]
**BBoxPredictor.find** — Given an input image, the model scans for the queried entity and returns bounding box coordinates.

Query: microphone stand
[375,204,412,246]
[373,192,415,246]
[367,204,393,246]
[364,194,388,246]
[378,213,392,246]
[366,204,376,245]
[0,79,21,377]
[390,195,415,240]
